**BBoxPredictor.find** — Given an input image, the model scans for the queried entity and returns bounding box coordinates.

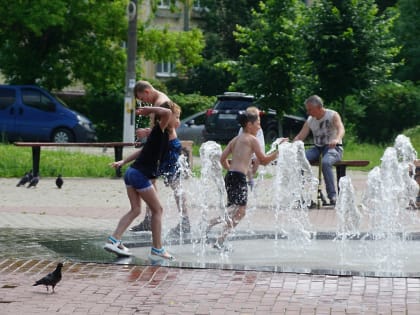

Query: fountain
[41,135,420,277]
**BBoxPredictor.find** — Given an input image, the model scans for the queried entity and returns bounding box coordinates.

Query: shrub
[357,81,420,143]
[171,93,216,118]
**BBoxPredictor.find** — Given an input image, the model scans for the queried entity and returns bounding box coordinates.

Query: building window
[156,61,176,77]
[157,0,170,9]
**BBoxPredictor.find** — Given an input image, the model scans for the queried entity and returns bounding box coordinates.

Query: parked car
[0,85,97,143]
[176,111,206,144]
[203,92,305,144]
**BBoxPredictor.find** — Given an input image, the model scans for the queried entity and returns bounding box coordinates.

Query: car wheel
[264,127,278,143]
[52,128,74,143]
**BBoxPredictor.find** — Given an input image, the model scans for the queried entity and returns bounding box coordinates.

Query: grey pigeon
[55,174,63,189]
[16,170,33,187]
[27,176,39,188]
[33,262,63,293]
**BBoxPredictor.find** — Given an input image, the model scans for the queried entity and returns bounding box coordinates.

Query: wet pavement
[1,170,420,314]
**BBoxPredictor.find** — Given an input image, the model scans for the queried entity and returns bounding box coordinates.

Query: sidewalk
[1,170,420,314]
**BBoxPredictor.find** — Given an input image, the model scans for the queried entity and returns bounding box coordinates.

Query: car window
[193,113,206,125]
[22,88,56,112]
[0,88,16,110]
[214,100,253,110]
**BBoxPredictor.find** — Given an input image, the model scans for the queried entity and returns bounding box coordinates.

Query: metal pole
[123,0,138,142]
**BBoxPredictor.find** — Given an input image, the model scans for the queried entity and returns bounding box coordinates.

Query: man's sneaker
[104,236,131,257]
[129,216,151,232]
[329,197,336,206]
[166,217,191,238]
[150,247,175,260]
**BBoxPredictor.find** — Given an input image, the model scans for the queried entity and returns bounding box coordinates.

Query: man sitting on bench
[293,95,345,205]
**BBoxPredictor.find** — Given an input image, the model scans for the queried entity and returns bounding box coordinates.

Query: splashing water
[197,141,226,249]
[336,176,361,238]
[199,141,226,212]
[359,136,419,271]
[148,135,420,275]
[166,153,193,241]
[272,141,317,246]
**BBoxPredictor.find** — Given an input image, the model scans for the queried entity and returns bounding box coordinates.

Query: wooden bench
[309,160,370,191]
[14,141,193,178]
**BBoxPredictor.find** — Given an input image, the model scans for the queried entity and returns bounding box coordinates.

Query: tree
[393,0,420,82]
[375,0,398,13]
[0,1,205,93]
[138,27,204,76]
[228,0,307,113]
[303,0,400,105]
[0,1,127,91]
[178,0,261,95]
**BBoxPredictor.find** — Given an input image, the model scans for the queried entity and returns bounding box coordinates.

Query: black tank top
[131,125,169,179]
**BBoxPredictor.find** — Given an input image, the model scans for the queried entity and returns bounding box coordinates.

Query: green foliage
[357,81,420,143]
[171,94,216,118]
[403,125,420,152]
[179,0,261,95]
[303,0,400,104]
[83,91,125,142]
[0,1,205,93]
[138,27,205,76]
[402,125,420,152]
[199,0,260,58]
[393,0,420,82]
[0,0,127,91]
[376,0,398,13]
[230,0,307,113]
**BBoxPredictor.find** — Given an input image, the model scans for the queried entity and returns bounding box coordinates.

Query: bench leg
[114,147,123,177]
[32,147,41,177]
[335,165,346,193]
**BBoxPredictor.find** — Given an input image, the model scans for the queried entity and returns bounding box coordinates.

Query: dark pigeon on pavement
[27,176,39,188]
[56,174,63,189]
[16,170,33,187]
[33,262,63,293]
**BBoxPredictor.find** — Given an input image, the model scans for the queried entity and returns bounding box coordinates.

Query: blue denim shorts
[124,167,152,191]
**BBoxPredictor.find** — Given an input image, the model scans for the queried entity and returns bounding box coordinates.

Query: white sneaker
[104,242,131,257]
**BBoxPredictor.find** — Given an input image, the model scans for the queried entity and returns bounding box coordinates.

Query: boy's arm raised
[136,107,171,131]
[254,137,288,165]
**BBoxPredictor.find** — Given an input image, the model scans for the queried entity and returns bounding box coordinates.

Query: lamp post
[123,0,138,142]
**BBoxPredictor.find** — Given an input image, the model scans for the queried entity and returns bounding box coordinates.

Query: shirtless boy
[207,109,288,249]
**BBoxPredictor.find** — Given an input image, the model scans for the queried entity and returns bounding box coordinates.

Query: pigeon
[16,170,33,187]
[55,174,63,189]
[33,262,63,293]
[27,176,39,188]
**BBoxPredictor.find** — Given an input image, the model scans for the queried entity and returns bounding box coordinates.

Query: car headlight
[77,115,94,131]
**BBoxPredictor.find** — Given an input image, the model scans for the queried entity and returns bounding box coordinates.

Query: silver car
[177,111,206,144]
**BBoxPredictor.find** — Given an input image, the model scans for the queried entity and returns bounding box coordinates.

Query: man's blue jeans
[306,146,343,200]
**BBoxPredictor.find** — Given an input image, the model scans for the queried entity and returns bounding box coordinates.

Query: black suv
[203,92,305,144]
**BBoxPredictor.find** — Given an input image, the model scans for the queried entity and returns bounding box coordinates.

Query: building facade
[139,0,203,79]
